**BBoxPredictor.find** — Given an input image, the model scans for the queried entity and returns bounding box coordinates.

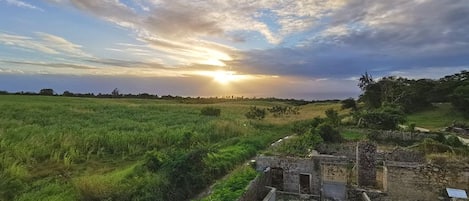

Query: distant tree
[245,106,266,120]
[39,88,54,96]
[111,88,120,97]
[341,98,357,111]
[62,91,74,97]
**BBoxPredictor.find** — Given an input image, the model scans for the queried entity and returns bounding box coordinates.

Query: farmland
[0,95,339,201]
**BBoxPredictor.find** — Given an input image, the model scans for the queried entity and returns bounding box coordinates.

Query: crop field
[0,95,339,201]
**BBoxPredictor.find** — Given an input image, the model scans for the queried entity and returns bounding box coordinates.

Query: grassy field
[0,95,339,201]
[407,103,469,131]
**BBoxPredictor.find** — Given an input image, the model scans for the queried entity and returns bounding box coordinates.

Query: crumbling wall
[384,161,469,201]
[256,156,321,195]
[238,172,271,201]
[367,130,438,142]
[357,142,377,187]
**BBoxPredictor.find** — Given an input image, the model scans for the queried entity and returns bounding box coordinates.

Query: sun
[195,70,252,85]
[212,70,236,84]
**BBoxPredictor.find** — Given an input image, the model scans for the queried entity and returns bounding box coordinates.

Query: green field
[0,95,339,201]
[406,103,469,131]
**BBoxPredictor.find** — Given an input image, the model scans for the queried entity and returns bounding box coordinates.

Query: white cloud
[3,0,44,11]
[0,32,91,58]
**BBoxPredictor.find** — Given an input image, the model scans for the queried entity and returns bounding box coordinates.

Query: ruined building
[239,142,469,201]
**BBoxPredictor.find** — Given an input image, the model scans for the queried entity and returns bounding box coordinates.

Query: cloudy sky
[1,0,468,99]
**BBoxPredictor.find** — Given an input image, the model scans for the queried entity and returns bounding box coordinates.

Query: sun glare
[196,70,251,85]
[213,71,236,84]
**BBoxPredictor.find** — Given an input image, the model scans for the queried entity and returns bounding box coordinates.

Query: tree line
[346,70,469,130]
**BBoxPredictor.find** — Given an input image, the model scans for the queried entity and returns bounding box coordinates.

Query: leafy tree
[111,88,120,97]
[245,106,266,120]
[341,98,357,111]
[317,123,342,143]
[62,90,74,96]
[358,105,405,130]
[39,88,54,96]
[451,84,469,116]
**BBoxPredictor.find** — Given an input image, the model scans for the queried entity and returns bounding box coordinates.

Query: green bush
[317,123,342,143]
[245,106,266,120]
[200,107,221,117]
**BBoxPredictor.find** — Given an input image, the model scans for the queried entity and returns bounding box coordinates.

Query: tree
[39,88,54,96]
[325,108,340,127]
[451,84,469,116]
[341,98,357,111]
[111,88,120,97]
[317,123,342,143]
[357,106,405,130]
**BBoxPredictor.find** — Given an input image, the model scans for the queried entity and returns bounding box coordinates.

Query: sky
[0,0,468,100]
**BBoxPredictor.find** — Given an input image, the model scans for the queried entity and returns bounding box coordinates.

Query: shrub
[200,107,221,117]
[317,123,342,143]
[245,106,266,120]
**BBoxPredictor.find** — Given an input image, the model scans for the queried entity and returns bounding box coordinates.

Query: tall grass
[0,95,334,200]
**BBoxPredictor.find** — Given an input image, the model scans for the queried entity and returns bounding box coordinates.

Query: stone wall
[357,142,377,187]
[238,172,271,201]
[384,161,469,201]
[367,130,438,142]
[255,156,321,195]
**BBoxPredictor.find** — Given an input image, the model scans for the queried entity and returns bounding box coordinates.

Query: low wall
[384,161,469,201]
[367,130,438,142]
[238,172,271,201]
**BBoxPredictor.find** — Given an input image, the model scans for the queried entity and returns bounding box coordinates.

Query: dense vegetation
[354,70,469,130]
[0,95,340,201]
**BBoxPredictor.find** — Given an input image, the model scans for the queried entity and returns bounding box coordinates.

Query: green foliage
[39,88,54,96]
[267,105,300,117]
[200,106,221,117]
[245,106,266,120]
[274,128,323,157]
[317,123,342,143]
[451,84,469,116]
[340,129,366,141]
[341,98,357,110]
[358,105,405,130]
[291,117,323,134]
[325,108,340,127]
[199,166,257,201]
[0,95,295,200]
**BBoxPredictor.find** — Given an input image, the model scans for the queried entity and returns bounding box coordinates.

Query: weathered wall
[321,163,348,183]
[367,130,438,142]
[357,142,377,187]
[256,156,321,195]
[384,161,469,201]
[238,172,271,201]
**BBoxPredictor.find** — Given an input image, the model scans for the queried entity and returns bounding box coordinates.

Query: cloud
[44,0,350,67]
[0,32,92,58]
[2,0,44,11]
[224,0,469,80]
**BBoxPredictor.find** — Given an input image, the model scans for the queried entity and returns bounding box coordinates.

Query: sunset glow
[0,0,468,99]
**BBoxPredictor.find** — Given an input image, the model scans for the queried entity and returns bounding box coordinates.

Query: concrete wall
[384,161,469,201]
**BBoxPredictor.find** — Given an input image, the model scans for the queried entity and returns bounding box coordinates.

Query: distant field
[0,95,338,201]
[407,103,469,131]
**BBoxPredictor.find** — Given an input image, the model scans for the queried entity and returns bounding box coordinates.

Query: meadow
[0,95,340,201]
